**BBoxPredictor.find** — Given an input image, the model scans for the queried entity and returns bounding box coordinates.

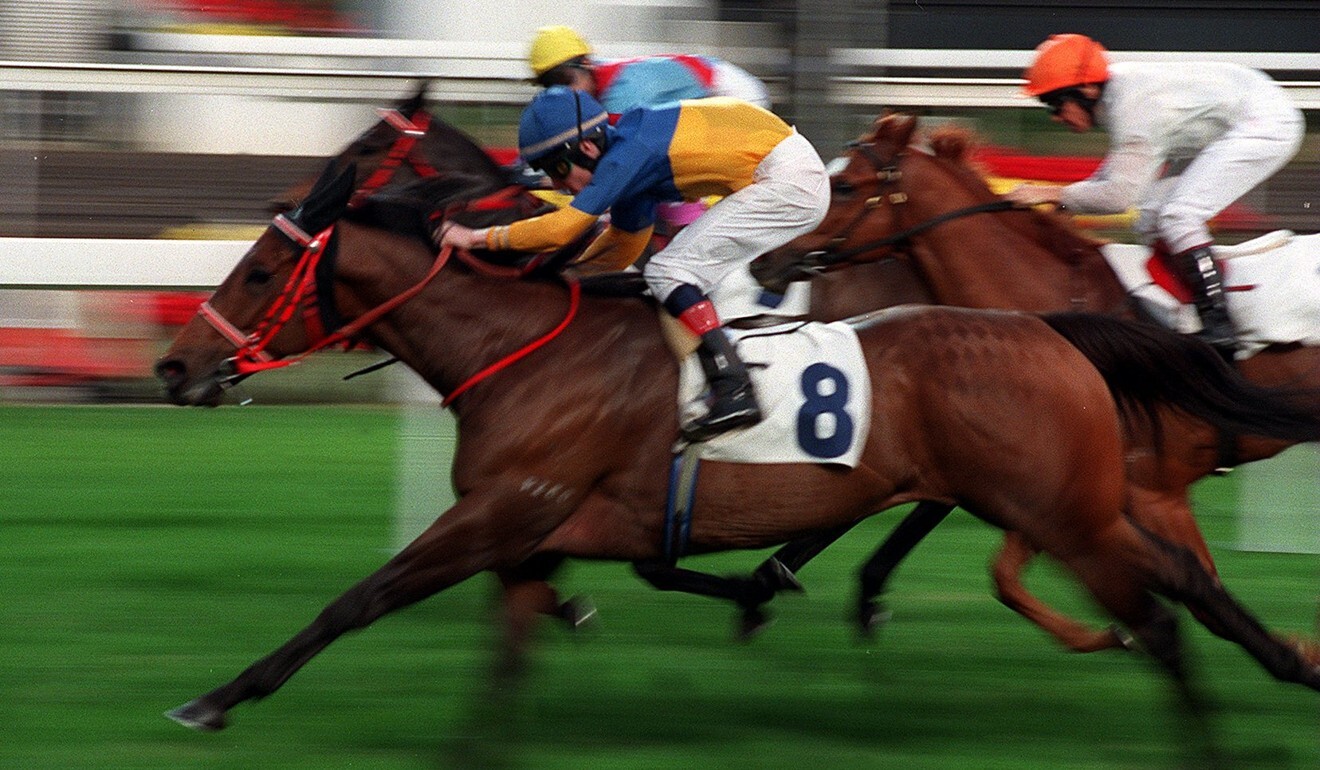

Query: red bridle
[195,107,577,401]
[198,214,580,406]
[349,109,443,207]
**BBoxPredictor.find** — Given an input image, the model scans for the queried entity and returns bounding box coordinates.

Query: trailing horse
[157,164,1320,739]
[750,113,1320,650]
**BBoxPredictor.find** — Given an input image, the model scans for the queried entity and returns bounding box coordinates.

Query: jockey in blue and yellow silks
[440,86,829,442]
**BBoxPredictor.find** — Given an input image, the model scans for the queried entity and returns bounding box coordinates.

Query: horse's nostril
[155,359,185,385]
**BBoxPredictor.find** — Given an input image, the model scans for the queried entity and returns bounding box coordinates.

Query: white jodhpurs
[643,130,829,305]
[1136,104,1303,254]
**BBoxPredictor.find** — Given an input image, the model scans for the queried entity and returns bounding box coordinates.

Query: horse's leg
[990,532,1132,653]
[1134,522,1320,690]
[988,484,1223,654]
[856,501,954,636]
[494,554,596,680]
[1043,526,1223,761]
[631,557,802,640]
[166,493,544,732]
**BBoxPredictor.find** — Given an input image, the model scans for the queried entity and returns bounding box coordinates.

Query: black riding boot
[1172,245,1236,357]
[683,328,762,442]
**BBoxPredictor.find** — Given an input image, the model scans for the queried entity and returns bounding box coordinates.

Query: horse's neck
[336,226,638,406]
[904,168,1126,314]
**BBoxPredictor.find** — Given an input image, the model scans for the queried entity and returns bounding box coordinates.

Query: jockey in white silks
[1006,33,1304,357]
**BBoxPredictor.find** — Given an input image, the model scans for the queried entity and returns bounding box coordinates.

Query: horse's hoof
[758,557,805,594]
[164,698,228,732]
[738,607,774,642]
[857,601,892,638]
[558,596,598,631]
[1109,623,1139,652]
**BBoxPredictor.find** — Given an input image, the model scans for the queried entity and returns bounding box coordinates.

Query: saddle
[1101,230,1320,358]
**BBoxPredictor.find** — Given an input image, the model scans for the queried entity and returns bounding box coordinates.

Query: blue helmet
[518,85,610,164]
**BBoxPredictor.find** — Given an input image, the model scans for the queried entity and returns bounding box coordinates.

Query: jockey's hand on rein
[436,223,484,251]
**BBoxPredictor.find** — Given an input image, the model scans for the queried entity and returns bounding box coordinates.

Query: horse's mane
[922,124,1107,253]
[345,174,595,277]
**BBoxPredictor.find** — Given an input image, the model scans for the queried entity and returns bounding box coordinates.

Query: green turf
[1,405,1316,769]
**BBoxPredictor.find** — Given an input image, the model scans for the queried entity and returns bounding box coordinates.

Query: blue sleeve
[571,109,681,231]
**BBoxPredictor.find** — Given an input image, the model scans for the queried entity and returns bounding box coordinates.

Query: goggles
[1038,87,1083,117]
[529,148,575,180]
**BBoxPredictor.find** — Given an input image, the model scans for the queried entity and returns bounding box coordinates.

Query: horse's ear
[400,80,431,113]
[871,113,917,154]
[292,161,357,233]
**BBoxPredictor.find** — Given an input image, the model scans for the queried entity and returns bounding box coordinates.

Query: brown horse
[751,113,1320,650]
[156,163,1320,736]
[253,81,897,633]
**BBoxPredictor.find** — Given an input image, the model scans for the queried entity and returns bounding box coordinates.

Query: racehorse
[156,162,1320,736]
[262,82,929,635]
[750,113,1320,651]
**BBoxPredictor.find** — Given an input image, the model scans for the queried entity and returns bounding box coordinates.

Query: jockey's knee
[1155,209,1212,255]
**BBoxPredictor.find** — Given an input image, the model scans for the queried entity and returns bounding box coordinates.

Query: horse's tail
[1041,312,1320,443]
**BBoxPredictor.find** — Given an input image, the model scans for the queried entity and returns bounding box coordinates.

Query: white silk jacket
[1060,61,1302,252]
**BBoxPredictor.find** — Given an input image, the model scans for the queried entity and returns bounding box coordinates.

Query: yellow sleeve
[486,205,598,252]
[573,224,654,272]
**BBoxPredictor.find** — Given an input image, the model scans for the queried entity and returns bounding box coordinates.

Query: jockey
[1005,33,1304,356]
[527,25,771,243]
[527,25,771,117]
[439,86,829,442]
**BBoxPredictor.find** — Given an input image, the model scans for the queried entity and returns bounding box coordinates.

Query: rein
[803,140,1017,268]
[200,221,580,405]
[198,108,578,402]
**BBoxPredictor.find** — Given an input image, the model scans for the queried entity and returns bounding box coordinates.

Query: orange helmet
[1022,34,1109,97]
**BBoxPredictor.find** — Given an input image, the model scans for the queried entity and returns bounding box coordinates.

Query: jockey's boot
[663,283,762,442]
[685,326,762,442]
[1172,244,1237,358]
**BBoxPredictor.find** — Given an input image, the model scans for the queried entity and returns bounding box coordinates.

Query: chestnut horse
[263,83,929,635]
[751,113,1320,650]
[156,163,1320,736]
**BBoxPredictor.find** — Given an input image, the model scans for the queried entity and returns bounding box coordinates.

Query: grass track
[1,405,1316,769]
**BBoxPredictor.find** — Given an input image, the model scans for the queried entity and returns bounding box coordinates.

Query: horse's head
[751,114,921,294]
[158,161,358,405]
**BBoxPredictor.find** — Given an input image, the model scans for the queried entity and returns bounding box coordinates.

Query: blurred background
[1,6,1317,767]
[4,0,1320,404]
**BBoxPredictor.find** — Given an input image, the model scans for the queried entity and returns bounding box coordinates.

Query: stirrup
[681,390,762,442]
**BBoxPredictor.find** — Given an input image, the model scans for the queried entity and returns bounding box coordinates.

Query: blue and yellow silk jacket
[486,98,792,270]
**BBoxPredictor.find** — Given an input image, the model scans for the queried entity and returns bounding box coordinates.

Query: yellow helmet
[528,25,593,77]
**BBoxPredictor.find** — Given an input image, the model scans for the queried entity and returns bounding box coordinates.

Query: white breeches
[1136,104,1303,254]
[644,131,829,305]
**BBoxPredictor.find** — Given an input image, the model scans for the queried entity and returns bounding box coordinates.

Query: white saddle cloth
[678,321,871,467]
[1101,230,1320,359]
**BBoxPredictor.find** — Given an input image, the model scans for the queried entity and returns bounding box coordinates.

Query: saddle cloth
[1100,230,1320,358]
[678,321,872,467]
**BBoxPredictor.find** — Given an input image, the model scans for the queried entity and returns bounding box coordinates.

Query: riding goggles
[529,148,575,180]
[1038,87,1083,117]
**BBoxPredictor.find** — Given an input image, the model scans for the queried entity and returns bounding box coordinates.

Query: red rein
[199,222,580,405]
[197,110,579,402]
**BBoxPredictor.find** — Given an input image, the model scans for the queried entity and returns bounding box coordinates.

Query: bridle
[795,140,1016,273]
[198,192,578,407]
[349,108,444,207]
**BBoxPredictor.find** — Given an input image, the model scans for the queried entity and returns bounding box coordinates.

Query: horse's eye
[833,181,855,197]
[246,267,274,287]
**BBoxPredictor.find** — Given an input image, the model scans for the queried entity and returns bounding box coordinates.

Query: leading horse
[751,113,1320,650]
[257,83,922,634]
[156,163,1320,738]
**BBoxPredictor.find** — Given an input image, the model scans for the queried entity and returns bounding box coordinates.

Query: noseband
[799,141,1017,271]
